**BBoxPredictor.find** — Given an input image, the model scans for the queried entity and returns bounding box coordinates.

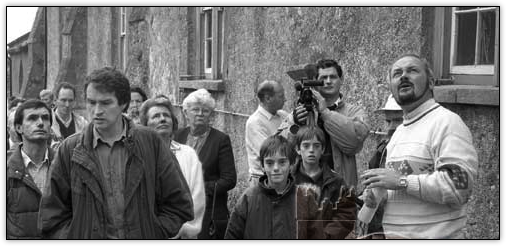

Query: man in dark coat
[7,100,54,239]
[39,67,194,239]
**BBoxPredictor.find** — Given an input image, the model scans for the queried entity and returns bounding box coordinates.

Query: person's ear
[15,124,22,136]
[428,77,435,91]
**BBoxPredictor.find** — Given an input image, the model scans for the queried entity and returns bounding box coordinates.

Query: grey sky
[7,7,39,44]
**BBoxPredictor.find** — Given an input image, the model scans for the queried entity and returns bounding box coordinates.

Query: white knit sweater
[382,99,478,239]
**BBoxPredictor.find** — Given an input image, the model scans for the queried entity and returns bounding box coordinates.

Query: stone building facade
[21,7,500,238]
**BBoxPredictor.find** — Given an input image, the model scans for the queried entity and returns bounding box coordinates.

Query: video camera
[287,64,324,127]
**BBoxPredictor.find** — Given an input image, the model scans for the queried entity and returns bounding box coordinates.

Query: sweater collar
[402,98,440,126]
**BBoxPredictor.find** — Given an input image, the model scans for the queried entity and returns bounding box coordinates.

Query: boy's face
[297,136,324,167]
[262,151,291,188]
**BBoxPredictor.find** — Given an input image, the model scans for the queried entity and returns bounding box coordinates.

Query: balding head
[257,80,281,103]
[256,80,285,114]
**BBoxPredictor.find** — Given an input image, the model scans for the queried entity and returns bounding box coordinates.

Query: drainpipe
[44,7,47,89]
[7,56,12,96]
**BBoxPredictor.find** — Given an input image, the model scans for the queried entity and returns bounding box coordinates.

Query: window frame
[119,7,127,71]
[433,7,499,87]
[194,7,224,80]
[449,7,497,76]
[432,7,499,106]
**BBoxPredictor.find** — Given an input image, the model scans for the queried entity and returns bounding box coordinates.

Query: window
[119,7,127,71]
[432,7,499,106]
[182,7,224,82]
[450,7,497,76]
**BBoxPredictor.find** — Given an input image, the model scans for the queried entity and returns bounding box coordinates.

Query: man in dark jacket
[292,126,356,239]
[7,99,55,239]
[39,67,194,239]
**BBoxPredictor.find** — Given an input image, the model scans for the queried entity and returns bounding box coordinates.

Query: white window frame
[119,7,127,71]
[449,7,498,75]
[203,8,213,75]
[196,7,224,80]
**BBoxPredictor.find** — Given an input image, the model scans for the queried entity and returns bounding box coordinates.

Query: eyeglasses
[189,107,211,115]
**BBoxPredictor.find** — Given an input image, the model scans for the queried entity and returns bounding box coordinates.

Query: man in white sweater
[360,54,478,239]
[140,96,206,239]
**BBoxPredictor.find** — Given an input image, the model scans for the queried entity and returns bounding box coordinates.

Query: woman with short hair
[174,89,237,239]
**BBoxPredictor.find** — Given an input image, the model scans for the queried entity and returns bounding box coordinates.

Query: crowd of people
[6,55,478,239]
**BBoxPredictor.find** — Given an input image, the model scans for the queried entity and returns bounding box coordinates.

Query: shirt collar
[170,140,181,151]
[258,105,280,120]
[327,94,343,111]
[92,118,127,148]
[55,109,73,125]
[20,144,49,168]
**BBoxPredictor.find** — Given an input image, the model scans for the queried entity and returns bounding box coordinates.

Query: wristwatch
[398,175,408,189]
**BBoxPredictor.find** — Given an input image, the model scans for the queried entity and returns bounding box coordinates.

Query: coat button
[15,170,19,173]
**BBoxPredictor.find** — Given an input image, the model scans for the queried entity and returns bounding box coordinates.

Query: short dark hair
[259,135,296,167]
[54,82,76,99]
[84,67,131,112]
[294,126,326,149]
[131,86,148,101]
[9,97,26,110]
[14,99,53,140]
[139,96,179,133]
[316,59,343,78]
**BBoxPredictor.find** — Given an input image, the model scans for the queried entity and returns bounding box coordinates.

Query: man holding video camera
[284,59,369,187]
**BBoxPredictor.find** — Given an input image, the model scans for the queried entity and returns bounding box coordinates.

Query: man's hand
[310,88,327,113]
[360,168,403,190]
[294,105,308,125]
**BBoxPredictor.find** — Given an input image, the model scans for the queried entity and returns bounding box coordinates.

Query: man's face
[40,94,53,107]
[56,88,75,116]
[146,106,173,137]
[129,92,144,116]
[297,136,324,167]
[15,107,51,142]
[389,56,432,106]
[184,103,212,128]
[268,84,286,112]
[86,83,126,133]
[262,151,291,188]
[317,67,342,98]
[383,110,403,137]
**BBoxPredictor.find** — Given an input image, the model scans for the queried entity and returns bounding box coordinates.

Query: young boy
[225,135,297,239]
[292,126,356,239]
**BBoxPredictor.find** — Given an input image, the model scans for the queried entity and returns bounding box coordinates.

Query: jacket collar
[72,116,141,205]
[258,174,295,198]
[82,116,137,152]
[8,144,54,192]
[20,144,49,168]
[292,158,339,188]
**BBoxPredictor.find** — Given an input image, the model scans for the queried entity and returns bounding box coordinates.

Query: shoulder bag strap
[210,182,218,220]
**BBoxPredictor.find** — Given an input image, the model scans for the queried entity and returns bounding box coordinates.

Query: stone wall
[442,104,500,239]
[40,6,498,238]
